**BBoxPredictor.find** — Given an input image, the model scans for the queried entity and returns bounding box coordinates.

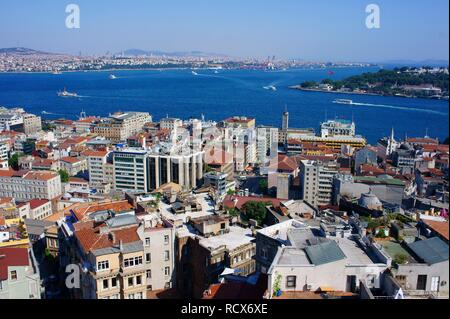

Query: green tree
[243,201,269,226]
[394,254,408,265]
[259,179,268,194]
[58,169,70,183]
[8,153,22,170]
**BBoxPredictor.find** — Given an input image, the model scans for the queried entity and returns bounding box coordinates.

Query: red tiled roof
[0,248,30,280]
[28,198,50,210]
[71,200,133,221]
[82,150,109,157]
[423,220,449,241]
[60,156,83,164]
[23,171,58,181]
[75,224,140,253]
[223,195,281,210]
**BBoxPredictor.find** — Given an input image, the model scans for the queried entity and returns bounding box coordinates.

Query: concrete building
[94,112,152,143]
[300,160,339,208]
[22,114,42,135]
[256,126,279,165]
[69,213,147,299]
[160,118,183,131]
[85,150,111,187]
[113,149,148,193]
[320,119,356,138]
[60,156,88,176]
[267,236,388,297]
[137,214,176,291]
[354,146,378,172]
[28,199,53,220]
[0,247,42,299]
[0,170,62,201]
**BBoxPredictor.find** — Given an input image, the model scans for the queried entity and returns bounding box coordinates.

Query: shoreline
[289,86,449,101]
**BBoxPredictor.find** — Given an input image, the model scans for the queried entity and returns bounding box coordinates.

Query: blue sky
[0,0,448,62]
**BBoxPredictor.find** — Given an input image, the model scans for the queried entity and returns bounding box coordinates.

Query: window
[124,256,143,268]
[111,277,117,288]
[128,277,134,287]
[164,235,169,244]
[10,270,17,281]
[164,251,170,261]
[146,270,152,279]
[261,248,268,259]
[136,275,142,285]
[164,267,170,277]
[286,276,296,288]
[102,279,109,290]
[417,275,427,290]
[97,260,109,271]
[145,237,151,246]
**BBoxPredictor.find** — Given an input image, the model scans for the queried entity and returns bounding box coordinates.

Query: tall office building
[300,160,339,208]
[113,148,204,192]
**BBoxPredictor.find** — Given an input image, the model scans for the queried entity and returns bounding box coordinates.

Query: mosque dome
[358,192,382,210]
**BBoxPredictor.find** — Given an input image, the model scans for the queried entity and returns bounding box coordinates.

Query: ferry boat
[263,85,277,91]
[109,74,117,80]
[57,88,78,98]
[333,99,354,105]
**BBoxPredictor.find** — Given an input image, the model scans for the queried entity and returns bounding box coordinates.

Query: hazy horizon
[0,0,448,62]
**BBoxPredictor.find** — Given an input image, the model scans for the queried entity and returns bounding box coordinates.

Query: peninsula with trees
[291,66,449,100]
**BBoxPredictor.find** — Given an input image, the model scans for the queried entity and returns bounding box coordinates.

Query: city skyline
[0,0,449,62]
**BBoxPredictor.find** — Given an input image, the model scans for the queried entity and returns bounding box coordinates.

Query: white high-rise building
[300,160,339,208]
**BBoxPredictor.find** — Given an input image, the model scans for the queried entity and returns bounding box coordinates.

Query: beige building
[73,214,147,299]
[22,113,42,135]
[94,112,152,143]
[0,170,62,201]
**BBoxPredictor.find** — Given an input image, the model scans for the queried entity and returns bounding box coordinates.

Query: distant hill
[379,59,449,68]
[0,47,57,55]
[118,49,228,58]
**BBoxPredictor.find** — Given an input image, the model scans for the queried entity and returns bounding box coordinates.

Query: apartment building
[28,199,52,220]
[94,112,152,143]
[0,247,42,299]
[22,114,42,135]
[72,214,147,299]
[60,156,88,176]
[321,119,356,138]
[256,126,279,165]
[160,118,183,131]
[0,170,62,201]
[84,150,111,187]
[300,160,339,208]
[137,214,176,291]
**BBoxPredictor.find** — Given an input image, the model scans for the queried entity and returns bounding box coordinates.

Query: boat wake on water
[344,101,447,116]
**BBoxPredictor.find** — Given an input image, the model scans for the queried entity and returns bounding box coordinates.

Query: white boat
[57,88,78,98]
[333,99,354,105]
[192,71,199,76]
[109,74,117,80]
[263,85,277,91]
[52,70,62,75]
[214,70,219,74]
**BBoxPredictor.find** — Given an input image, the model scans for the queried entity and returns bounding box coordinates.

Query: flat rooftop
[199,226,254,251]
[257,220,306,245]
[333,237,375,265]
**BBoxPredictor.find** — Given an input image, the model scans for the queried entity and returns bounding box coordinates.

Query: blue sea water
[0,67,448,144]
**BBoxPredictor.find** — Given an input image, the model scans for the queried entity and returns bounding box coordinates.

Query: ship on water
[333,99,354,105]
[57,88,78,98]
[263,85,277,91]
[109,74,117,80]
[192,71,199,76]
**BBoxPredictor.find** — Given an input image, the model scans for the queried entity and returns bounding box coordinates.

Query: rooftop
[199,226,254,251]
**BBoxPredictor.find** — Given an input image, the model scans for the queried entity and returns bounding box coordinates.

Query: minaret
[387,127,396,156]
[282,105,289,131]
